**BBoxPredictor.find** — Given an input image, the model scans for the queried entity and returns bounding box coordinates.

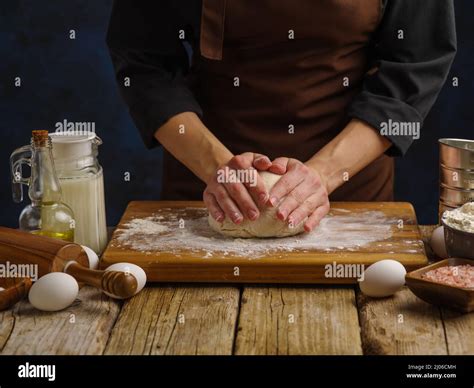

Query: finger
[227,154,253,171]
[222,180,260,221]
[276,183,309,221]
[252,153,272,170]
[226,155,269,207]
[229,153,270,195]
[213,185,244,224]
[268,157,289,175]
[240,167,269,206]
[203,191,224,222]
[304,202,330,232]
[268,168,305,207]
[287,193,324,227]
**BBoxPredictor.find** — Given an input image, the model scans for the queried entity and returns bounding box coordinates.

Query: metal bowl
[442,217,474,260]
[440,165,474,189]
[439,138,474,170]
[440,184,474,204]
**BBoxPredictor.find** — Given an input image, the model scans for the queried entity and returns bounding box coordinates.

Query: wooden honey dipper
[0,226,138,299]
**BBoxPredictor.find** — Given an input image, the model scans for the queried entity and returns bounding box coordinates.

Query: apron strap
[200,0,227,60]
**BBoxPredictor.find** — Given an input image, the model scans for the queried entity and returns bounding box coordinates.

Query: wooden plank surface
[441,308,474,355]
[234,286,362,355]
[0,286,120,355]
[0,307,15,351]
[101,201,428,283]
[104,285,240,355]
[356,225,448,355]
[1,224,471,356]
[357,288,447,355]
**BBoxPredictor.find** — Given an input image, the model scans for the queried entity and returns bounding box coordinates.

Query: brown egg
[430,226,448,259]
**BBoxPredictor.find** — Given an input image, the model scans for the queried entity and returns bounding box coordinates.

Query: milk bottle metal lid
[49,132,101,160]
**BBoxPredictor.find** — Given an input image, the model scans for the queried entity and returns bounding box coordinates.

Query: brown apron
[162,0,394,201]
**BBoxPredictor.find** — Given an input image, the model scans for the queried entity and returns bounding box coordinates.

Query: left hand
[267,157,330,232]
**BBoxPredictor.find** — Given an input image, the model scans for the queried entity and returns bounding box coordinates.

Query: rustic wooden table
[1,226,473,355]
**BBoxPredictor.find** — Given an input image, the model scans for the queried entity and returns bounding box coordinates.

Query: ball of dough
[208,171,305,238]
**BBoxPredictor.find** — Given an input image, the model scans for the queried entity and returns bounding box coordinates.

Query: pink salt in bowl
[405,258,474,313]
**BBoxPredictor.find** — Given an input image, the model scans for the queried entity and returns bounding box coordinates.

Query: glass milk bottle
[10,130,75,241]
[49,132,107,254]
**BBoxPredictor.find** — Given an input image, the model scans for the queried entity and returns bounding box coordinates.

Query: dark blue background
[0,0,472,227]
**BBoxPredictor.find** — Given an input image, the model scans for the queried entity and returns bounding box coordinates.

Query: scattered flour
[122,218,169,235]
[112,207,413,259]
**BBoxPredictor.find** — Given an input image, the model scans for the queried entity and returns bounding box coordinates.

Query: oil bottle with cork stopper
[10,130,75,241]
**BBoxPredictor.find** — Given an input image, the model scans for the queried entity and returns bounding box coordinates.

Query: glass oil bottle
[10,130,75,241]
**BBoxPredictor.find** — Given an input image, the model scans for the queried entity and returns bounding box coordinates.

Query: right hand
[203,153,273,224]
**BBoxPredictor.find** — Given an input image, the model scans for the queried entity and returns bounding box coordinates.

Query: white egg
[0,287,5,292]
[81,245,99,269]
[430,226,448,259]
[104,263,147,299]
[28,273,79,312]
[359,259,406,298]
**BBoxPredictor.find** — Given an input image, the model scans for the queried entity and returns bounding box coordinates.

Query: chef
[106,0,456,232]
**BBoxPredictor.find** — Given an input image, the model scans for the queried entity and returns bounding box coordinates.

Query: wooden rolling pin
[0,277,32,311]
[0,226,137,298]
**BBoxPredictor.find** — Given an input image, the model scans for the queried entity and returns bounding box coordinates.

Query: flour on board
[112,208,406,259]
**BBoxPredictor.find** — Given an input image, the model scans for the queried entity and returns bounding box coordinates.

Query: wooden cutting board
[101,201,428,284]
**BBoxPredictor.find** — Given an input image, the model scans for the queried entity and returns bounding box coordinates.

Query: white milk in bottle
[50,132,107,254]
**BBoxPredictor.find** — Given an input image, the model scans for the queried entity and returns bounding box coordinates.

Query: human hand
[203,152,273,224]
[267,157,330,231]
